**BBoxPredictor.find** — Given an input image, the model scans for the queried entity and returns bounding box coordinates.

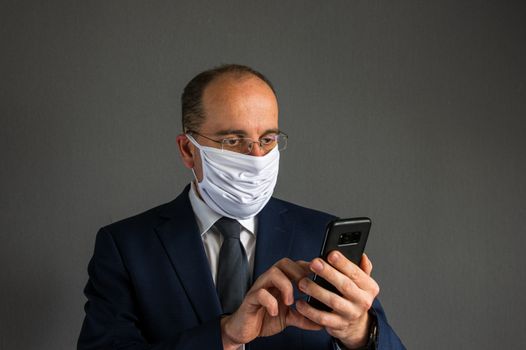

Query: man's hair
[181,64,276,133]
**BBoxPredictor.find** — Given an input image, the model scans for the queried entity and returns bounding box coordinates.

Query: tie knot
[214,217,242,240]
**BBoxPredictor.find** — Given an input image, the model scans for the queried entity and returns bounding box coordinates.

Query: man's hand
[295,252,379,349]
[220,258,321,350]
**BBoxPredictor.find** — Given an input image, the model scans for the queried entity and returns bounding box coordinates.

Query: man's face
[177,74,279,181]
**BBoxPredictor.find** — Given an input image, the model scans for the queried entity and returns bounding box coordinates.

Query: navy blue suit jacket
[78,186,404,349]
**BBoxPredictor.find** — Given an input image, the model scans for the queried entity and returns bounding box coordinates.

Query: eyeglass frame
[187,130,288,154]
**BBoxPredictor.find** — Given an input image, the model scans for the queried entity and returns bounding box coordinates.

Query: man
[78,64,405,349]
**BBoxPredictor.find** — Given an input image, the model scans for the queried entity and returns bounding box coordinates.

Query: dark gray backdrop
[1,1,525,349]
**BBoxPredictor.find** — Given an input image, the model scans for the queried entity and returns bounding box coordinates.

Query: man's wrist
[220,315,243,350]
[337,312,378,350]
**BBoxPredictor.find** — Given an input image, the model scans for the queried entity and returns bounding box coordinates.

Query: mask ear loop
[186,134,202,184]
[185,134,200,148]
[191,168,198,181]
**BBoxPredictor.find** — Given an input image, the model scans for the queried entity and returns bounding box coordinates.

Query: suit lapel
[155,187,221,322]
[154,189,296,321]
[253,199,296,280]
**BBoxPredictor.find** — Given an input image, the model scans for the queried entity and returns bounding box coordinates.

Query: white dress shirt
[188,182,257,285]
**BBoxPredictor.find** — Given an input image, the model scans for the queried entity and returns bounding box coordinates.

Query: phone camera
[338,232,361,246]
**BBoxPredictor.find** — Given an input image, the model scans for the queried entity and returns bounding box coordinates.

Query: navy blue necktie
[215,217,250,314]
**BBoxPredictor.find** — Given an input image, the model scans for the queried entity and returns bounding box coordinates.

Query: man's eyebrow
[213,128,281,137]
[214,129,247,136]
[262,128,281,135]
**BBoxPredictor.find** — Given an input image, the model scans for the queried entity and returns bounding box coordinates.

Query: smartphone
[307,217,371,312]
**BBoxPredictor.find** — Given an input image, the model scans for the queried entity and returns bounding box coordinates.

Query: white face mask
[187,134,280,220]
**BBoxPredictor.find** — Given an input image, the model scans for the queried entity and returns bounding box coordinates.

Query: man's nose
[247,142,266,156]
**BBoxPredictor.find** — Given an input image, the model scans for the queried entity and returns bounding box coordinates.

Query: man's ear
[176,134,195,169]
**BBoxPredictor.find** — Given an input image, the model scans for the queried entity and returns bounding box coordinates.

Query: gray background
[1,1,525,349]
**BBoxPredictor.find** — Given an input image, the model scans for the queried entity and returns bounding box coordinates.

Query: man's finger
[360,253,373,276]
[286,307,323,331]
[295,299,346,329]
[247,288,278,316]
[274,258,311,283]
[326,252,379,295]
[298,276,365,320]
[308,258,363,300]
[251,265,295,305]
[295,260,312,275]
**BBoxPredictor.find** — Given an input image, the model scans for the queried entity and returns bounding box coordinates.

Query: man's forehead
[203,73,274,101]
[202,76,277,115]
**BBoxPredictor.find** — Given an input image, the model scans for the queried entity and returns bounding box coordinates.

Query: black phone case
[307,217,371,312]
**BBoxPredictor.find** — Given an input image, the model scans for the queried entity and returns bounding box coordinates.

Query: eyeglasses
[188,130,288,155]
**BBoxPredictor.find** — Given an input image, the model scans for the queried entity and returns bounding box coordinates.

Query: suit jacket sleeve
[372,299,406,349]
[78,227,223,350]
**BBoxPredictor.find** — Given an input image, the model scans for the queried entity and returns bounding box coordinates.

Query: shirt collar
[188,182,256,236]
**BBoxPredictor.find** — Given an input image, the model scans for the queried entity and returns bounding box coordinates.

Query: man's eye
[224,138,241,146]
[260,135,277,145]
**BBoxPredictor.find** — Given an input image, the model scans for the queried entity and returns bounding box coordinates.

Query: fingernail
[311,259,323,272]
[328,251,340,264]
[298,278,308,291]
